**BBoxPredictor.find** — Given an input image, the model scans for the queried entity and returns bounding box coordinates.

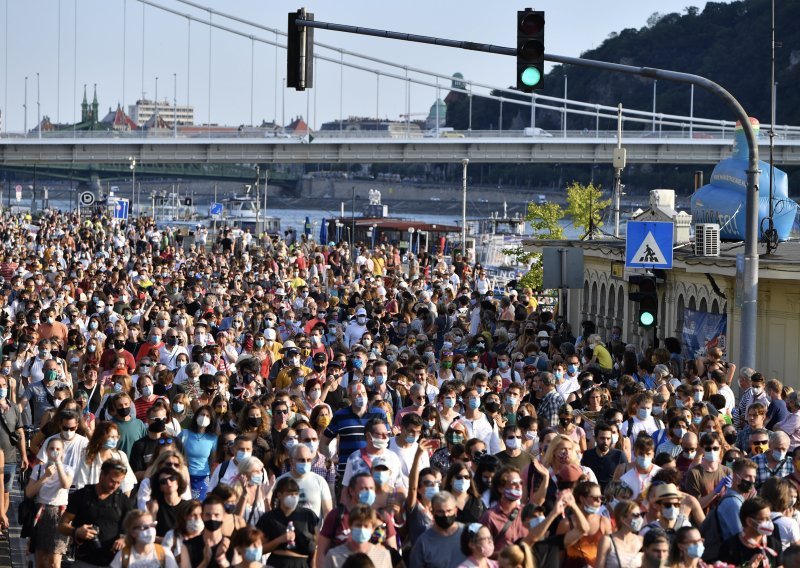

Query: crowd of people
[0,208,799,568]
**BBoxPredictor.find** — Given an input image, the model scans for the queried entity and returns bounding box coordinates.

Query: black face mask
[247,416,261,428]
[737,479,754,494]
[484,401,500,414]
[116,406,131,418]
[167,337,179,346]
[204,519,223,532]
[114,341,125,350]
[433,513,457,530]
[148,418,166,433]
[724,432,738,445]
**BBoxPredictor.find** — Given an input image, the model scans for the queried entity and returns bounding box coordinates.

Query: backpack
[121,543,166,568]
[699,493,738,562]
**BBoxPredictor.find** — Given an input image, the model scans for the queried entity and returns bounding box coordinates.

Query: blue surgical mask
[373,470,390,486]
[236,450,251,462]
[0,388,7,399]
[529,516,545,529]
[687,542,705,559]
[452,478,470,493]
[405,434,418,444]
[468,398,480,410]
[376,374,387,385]
[468,361,478,370]
[295,462,311,475]
[244,546,262,562]
[358,489,376,506]
[554,370,564,380]
[567,364,578,375]
[443,398,456,409]
[424,485,439,501]
[353,358,364,369]
[637,408,651,420]
[250,473,264,485]
[584,505,601,515]
[636,455,652,469]
[103,438,118,449]
[351,526,373,544]
[455,363,466,372]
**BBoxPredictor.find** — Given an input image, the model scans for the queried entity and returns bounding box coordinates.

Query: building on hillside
[128,99,194,128]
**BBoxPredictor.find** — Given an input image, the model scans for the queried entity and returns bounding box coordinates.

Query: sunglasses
[158,438,175,445]
[159,475,178,484]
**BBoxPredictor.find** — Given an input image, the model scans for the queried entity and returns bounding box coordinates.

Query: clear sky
[0,0,730,132]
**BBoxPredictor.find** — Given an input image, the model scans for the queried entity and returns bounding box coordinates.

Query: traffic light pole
[293,14,761,370]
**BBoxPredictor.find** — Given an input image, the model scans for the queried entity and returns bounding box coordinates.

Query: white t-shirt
[37,433,89,475]
[274,471,332,519]
[388,438,429,488]
[109,545,179,568]
[342,449,405,490]
[31,462,74,506]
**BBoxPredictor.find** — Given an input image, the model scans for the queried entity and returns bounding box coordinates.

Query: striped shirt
[323,407,387,474]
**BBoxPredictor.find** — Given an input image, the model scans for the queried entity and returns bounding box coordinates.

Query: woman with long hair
[558,481,612,568]
[137,450,192,510]
[595,499,645,568]
[178,405,219,500]
[162,500,205,568]
[444,461,486,524]
[75,421,136,494]
[110,510,179,567]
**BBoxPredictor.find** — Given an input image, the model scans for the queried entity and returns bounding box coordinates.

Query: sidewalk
[3,483,29,568]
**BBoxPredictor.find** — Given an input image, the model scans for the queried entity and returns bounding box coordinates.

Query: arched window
[583,281,590,313]
[608,285,616,319]
[689,296,697,310]
[711,299,720,314]
[676,294,686,333]
[699,297,708,312]
[591,282,598,319]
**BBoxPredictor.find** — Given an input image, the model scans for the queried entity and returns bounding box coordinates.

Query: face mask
[751,387,763,396]
[141,386,153,397]
[177,360,187,368]
[89,321,99,330]
[629,517,644,532]
[675,399,685,409]
[756,519,775,535]
[375,373,387,385]
[295,462,310,475]
[611,433,619,446]
[506,396,518,407]
[503,487,522,502]
[354,396,366,408]
[116,406,131,418]
[318,415,331,428]
[186,519,204,533]
[303,440,319,454]
[49,449,61,461]
[236,450,252,462]
[352,358,364,369]
[636,455,652,469]
[148,419,166,433]
[358,489,376,506]
[637,408,651,420]
[554,370,564,381]
[652,406,664,416]
[204,519,223,532]
[452,478,470,493]
[197,415,211,428]
[737,479,754,494]
[484,401,500,413]
[567,364,578,375]
[529,516,545,529]
[498,361,508,370]
[173,403,184,414]
[479,541,495,559]
[704,450,719,463]
[455,363,466,372]
[505,437,520,450]
[773,449,787,462]
[136,527,157,545]
[662,505,678,520]
[244,546,262,562]
[44,369,59,383]
[692,416,703,425]
[113,382,124,393]
[468,361,478,370]
[282,495,299,510]
[0,388,8,399]
[351,526,373,544]
[373,470,390,486]
[673,428,687,440]
[433,513,456,530]
[284,438,298,450]
[525,431,538,443]
[448,433,465,445]
[372,437,389,450]
[87,344,97,353]
[684,450,697,459]
[424,486,439,501]
[687,542,704,559]
[584,505,601,515]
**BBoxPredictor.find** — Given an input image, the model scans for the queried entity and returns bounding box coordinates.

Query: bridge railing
[4,127,800,142]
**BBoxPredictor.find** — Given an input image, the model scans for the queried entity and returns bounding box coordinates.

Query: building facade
[128,99,194,127]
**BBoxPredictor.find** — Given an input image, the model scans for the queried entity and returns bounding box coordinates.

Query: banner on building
[681,308,728,360]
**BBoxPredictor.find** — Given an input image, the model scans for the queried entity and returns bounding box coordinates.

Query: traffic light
[517,9,545,92]
[287,9,314,91]
[629,275,658,328]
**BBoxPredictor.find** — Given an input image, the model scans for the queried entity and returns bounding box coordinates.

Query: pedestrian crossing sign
[113,198,130,221]
[625,221,673,269]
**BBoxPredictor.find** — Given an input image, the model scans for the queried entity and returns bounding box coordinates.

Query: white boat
[222,193,281,234]
[466,202,526,280]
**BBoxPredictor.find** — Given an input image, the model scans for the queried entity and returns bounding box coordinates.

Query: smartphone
[428,439,441,450]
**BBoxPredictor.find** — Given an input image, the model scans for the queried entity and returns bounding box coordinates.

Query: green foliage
[504,201,565,290]
[566,181,611,238]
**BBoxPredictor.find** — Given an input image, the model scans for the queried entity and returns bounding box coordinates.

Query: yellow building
[526,239,800,383]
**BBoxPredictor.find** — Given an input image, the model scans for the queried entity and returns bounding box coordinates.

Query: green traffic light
[521,66,542,87]
[640,312,655,327]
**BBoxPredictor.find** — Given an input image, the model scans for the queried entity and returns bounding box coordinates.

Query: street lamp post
[23,76,28,136]
[350,186,356,261]
[128,156,137,216]
[461,158,468,255]
[408,227,415,255]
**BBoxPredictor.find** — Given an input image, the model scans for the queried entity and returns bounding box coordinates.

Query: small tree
[504,201,565,290]
[565,181,611,238]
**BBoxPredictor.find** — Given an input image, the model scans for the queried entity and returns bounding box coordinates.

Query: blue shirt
[718,491,745,541]
[323,406,387,473]
[767,399,789,430]
[179,430,218,476]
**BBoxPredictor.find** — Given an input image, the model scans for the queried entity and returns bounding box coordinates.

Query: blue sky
[1,0,729,132]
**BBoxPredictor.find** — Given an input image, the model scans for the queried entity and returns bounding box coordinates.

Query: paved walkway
[2,482,29,568]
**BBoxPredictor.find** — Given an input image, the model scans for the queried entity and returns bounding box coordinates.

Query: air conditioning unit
[694,223,720,256]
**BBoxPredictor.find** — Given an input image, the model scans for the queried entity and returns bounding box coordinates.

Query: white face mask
[197,415,211,428]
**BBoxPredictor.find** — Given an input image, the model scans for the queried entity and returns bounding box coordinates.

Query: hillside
[447,0,800,132]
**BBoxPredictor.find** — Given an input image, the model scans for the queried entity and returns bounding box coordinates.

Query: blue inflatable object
[691,118,797,241]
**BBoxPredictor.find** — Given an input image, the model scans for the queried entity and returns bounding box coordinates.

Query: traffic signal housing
[287,9,314,91]
[517,9,545,92]
[629,275,658,328]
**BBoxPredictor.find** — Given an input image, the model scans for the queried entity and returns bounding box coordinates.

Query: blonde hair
[122,510,153,548]
[499,541,534,568]
[542,434,577,469]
